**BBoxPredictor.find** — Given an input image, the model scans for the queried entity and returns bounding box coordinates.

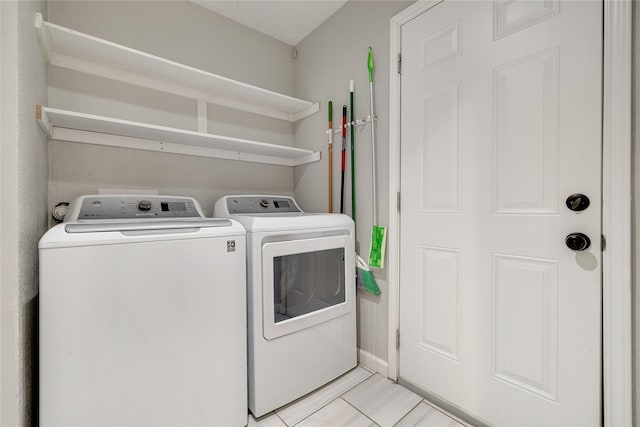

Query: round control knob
[565,233,591,251]
[137,200,152,211]
[260,199,269,208]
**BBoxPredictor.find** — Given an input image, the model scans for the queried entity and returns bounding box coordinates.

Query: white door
[399,1,602,425]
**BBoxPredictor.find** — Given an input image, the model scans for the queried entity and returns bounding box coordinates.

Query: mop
[355,49,381,296]
[367,47,387,270]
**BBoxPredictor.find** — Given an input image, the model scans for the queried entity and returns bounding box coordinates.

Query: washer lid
[64,219,231,234]
[39,218,246,249]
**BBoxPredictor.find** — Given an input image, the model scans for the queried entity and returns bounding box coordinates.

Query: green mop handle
[367,47,377,225]
[368,47,374,83]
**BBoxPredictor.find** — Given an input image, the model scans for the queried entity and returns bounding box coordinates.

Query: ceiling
[192,1,348,46]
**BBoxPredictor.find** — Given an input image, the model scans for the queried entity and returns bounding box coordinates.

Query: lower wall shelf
[35,106,321,166]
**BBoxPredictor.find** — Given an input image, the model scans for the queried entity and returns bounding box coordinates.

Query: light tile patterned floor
[248,366,467,427]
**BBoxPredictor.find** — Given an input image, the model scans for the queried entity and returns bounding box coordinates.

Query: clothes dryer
[39,195,247,426]
[214,195,356,417]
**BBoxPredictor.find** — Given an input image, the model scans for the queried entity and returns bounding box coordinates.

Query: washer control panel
[224,196,301,214]
[66,195,203,221]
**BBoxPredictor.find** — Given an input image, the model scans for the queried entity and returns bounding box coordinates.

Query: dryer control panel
[219,195,302,215]
[65,195,204,221]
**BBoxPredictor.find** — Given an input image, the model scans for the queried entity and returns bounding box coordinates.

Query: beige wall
[1,1,48,425]
[634,1,639,423]
[293,1,413,367]
[0,4,20,424]
[46,1,298,216]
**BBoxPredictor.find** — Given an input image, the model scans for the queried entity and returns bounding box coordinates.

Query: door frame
[387,1,633,425]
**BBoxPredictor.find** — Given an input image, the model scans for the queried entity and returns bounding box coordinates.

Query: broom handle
[328,101,333,213]
[350,81,356,224]
[341,105,347,214]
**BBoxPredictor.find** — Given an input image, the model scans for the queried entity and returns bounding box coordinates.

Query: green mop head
[368,225,387,269]
[357,255,381,296]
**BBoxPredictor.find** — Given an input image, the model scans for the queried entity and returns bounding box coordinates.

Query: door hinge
[601,234,606,251]
[397,53,402,74]
[397,192,401,212]
[396,329,400,349]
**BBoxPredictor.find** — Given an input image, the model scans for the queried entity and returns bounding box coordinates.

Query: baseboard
[358,348,388,377]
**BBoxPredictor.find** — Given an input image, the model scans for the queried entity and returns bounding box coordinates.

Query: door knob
[566,194,590,211]
[565,233,591,251]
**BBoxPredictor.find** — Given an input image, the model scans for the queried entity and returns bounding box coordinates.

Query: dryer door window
[273,247,345,323]
[262,235,354,340]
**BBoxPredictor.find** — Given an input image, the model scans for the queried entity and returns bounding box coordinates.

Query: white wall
[46,1,298,216]
[293,1,413,371]
[1,1,48,425]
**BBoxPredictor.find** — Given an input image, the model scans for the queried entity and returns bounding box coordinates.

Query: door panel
[399,1,602,425]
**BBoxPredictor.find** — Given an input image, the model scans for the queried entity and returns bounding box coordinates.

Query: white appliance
[39,195,248,427]
[213,195,356,417]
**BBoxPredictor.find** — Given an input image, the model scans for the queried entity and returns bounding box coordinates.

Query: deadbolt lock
[565,194,590,212]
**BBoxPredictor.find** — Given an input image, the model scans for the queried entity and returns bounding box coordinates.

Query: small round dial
[138,200,152,211]
[260,199,269,208]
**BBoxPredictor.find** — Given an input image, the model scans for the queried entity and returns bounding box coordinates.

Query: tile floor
[247,366,468,427]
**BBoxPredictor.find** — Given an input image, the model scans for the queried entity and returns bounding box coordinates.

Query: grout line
[390,399,423,427]
[287,370,377,427]
[340,375,421,427]
[274,411,289,427]
[287,396,342,427]
[421,400,470,427]
[338,369,375,396]
[340,397,381,426]
[398,378,489,426]
[278,366,375,425]
[267,367,380,426]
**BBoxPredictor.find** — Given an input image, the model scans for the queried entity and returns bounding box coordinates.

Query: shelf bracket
[293,102,321,122]
[34,13,51,64]
[35,105,53,137]
[197,100,208,133]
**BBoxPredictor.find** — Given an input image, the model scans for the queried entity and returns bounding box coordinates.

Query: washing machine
[214,195,356,417]
[39,195,248,427]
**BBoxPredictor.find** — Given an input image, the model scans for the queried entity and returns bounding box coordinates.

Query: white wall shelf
[36,106,321,167]
[35,13,319,122]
